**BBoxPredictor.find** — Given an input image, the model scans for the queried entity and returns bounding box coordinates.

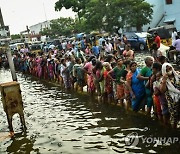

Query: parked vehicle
[42,40,54,52]
[123,32,148,51]
[159,43,170,57]
[0,45,6,53]
[30,43,42,54]
[166,45,180,65]
[9,42,24,51]
[147,25,176,50]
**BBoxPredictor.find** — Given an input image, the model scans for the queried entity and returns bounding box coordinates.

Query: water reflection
[6,132,38,153]
[0,59,180,154]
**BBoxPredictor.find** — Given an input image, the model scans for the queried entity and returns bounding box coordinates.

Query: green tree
[123,0,153,31]
[40,17,75,37]
[39,27,52,37]
[11,34,21,40]
[83,0,108,32]
[102,0,153,32]
[73,18,91,34]
[55,0,90,22]
[54,0,153,33]
[104,0,131,32]
[50,17,75,36]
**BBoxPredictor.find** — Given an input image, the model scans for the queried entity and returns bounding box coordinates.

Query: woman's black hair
[75,57,81,63]
[111,62,117,68]
[104,54,113,62]
[116,57,123,62]
[91,58,97,66]
[124,60,131,67]
[158,55,166,64]
[95,60,102,69]
[152,62,162,71]
[60,58,65,64]
[88,55,95,62]
[112,50,118,55]
[129,61,137,67]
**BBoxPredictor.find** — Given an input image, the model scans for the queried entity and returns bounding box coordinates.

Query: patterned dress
[165,77,180,125]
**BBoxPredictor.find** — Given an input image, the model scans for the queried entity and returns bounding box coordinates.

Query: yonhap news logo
[124,132,139,146]
[124,132,179,146]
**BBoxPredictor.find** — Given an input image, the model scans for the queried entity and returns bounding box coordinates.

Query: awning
[164,17,175,23]
[76,33,84,38]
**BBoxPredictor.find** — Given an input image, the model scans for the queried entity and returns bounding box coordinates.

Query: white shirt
[105,43,113,53]
[172,31,177,45]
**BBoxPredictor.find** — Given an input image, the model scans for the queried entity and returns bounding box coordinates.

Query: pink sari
[36,57,42,78]
[84,62,95,93]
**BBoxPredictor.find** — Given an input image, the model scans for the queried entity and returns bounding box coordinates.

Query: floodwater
[0,52,180,154]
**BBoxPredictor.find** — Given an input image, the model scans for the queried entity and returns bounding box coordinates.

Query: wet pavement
[0,52,180,154]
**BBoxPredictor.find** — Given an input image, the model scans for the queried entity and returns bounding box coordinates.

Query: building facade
[143,0,180,31]
[20,20,51,43]
[29,20,51,35]
[163,0,180,30]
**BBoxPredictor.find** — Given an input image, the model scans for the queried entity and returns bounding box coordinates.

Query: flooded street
[0,52,180,154]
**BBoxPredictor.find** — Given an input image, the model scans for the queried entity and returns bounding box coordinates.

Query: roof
[164,17,176,23]
[148,24,176,32]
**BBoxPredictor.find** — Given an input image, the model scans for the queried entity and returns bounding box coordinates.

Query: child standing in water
[153,71,169,125]
[108,58,126,106]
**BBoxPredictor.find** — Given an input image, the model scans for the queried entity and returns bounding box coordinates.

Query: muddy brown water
[0,52,180,154]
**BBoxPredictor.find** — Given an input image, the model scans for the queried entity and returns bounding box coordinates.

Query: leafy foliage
[55,0,90,20]
[52,0,154,35]
[11,34,21,40]
[122,0,153,31]
[83,0,108,32]
[40,17,75,37]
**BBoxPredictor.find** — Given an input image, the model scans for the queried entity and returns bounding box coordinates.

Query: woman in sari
[126,61,145,111]
[107,58,126,106]
[137,56,154,115]
[103,62,113,103]
[92,60,104,101]
[36,53,43,78]
[160,63,180,128]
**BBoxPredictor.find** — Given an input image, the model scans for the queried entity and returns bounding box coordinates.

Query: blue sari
[131,68,145,111]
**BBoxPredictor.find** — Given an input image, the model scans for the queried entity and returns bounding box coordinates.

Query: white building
[144,0,180,31]
[29,20,51,35]
[20,20,51,43]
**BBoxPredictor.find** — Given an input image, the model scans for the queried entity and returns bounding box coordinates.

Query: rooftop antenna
[43,2,48,25]
[43,3,48,42]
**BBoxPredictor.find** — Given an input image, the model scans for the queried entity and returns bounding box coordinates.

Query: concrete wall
[163,0,180,31]
[143,0,164,31]
[143,0,180,31]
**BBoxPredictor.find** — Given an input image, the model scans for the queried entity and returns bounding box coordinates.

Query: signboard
[0,25,10,38]
[0,26,11,52]
[0,8,11,52]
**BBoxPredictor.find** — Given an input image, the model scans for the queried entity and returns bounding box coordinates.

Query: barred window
[166,0,172,4]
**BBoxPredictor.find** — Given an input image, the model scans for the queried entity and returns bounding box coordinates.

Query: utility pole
[26,25,30,43]
[0,8,26,134]
[0,8,5,27]
[0,7,17,81]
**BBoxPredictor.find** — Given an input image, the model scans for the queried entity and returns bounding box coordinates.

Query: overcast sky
[0,0,76,34]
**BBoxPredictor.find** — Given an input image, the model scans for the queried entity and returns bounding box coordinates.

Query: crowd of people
[0,35,180,129]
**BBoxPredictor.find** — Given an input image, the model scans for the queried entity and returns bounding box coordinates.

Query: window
[166,0,172,4]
